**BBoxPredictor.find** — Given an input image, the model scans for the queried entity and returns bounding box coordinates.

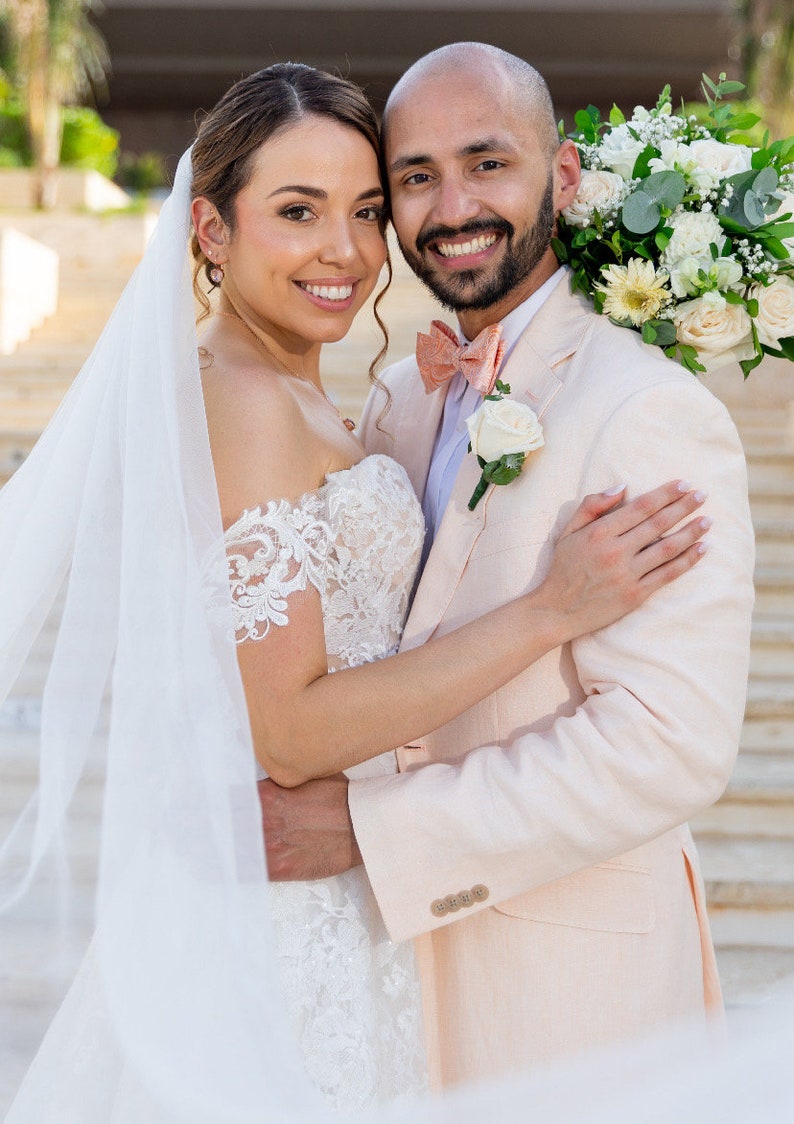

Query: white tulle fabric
[1,145,792,1124]
[226,455,427,1110]
[0,150,327,1122]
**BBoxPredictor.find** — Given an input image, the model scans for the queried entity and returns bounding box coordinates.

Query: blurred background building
[96,0,744,163]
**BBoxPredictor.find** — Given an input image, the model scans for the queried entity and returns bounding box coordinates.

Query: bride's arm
[206,375,708,787]
[235,479,707,787]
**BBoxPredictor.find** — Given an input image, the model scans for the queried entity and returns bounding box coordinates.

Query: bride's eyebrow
[268,185,384,200]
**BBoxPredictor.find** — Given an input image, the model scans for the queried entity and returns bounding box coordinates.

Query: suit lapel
[391,369,449,503]
[401,280,591,651]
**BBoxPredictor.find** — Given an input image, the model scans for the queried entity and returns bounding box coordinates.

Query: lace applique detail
[224,494,331,643]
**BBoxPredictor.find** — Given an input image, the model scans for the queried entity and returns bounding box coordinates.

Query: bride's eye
[281,204,315,222]
[356,204,385,222]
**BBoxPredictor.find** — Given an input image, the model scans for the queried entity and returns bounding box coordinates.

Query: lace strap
[225,494,331,643]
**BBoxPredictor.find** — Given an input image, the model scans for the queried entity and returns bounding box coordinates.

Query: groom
[260,43,755,1085]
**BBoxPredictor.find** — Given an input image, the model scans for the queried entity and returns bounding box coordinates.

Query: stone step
[698,835,794,911]
[714,946,794,1006]
[750,614,794,677]
[753,518,794,566]
[752,566,794,613]
[709,904,794,950]
[745,677,794,722]
[692,753,794,838]
[747,454,794,487]
[740,716,794,755]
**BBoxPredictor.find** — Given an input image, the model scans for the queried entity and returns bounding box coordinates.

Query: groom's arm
[345,376,754,942]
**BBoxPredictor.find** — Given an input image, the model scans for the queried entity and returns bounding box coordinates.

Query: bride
[0,64,709,1120]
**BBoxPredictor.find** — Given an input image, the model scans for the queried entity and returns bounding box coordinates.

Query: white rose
[669,254,744,298]
[662,210,725,268]
[751,276,794,347]
[673,290,756,373]
[648,139,696,178]
[597,124,647,180]
[687,138,753,192]
[561,169,626,228]
[466,398,544,464]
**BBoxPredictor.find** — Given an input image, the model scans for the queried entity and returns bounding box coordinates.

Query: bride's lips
[427,231,504,269]
[294,277,360,311]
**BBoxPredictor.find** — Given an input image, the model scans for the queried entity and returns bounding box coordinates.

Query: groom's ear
[191,197,230,263]
[552,139,580,215]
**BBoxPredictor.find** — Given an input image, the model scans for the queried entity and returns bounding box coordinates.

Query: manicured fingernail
[696,542,709,554]
[693,489,708,503]
[677,480,692,492]
[700,515,713,530]
[602,484,626,496]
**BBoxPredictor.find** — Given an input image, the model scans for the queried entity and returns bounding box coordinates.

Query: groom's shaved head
[383,42,559,157]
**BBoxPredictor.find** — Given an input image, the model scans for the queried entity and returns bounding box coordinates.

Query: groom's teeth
[300,283,354,300]
[437,234,498,258]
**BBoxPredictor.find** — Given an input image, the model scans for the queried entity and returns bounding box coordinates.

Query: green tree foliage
[3,0,109,207]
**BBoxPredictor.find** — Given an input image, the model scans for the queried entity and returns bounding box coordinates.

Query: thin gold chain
[214,310,355,431]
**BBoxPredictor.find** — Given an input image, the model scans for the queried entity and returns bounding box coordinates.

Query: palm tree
[733,0,794,138]
[4,0,109,208]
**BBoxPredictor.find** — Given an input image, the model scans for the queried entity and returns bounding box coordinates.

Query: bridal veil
[1,150,792,1123]
[0,150,324,1121]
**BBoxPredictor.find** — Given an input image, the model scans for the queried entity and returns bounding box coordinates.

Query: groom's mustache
[415,217,515,254]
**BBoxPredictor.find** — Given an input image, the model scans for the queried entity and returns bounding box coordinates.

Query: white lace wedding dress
[7,453,427,1120]
[224,453,428,1110]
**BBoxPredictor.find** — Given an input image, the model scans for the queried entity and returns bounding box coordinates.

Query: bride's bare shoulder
[201,352,320,519]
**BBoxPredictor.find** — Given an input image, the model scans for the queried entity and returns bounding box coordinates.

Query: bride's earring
[207,251,224,287]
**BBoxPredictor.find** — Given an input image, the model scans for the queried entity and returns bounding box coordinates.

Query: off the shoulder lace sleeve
[224,492,331,644]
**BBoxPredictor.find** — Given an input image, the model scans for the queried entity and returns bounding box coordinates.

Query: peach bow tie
[416,319,506,395]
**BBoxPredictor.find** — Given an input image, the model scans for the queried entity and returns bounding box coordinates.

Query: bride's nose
[318,218,357,267]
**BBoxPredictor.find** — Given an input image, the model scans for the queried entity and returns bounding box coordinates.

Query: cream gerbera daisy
[595,258,672,326]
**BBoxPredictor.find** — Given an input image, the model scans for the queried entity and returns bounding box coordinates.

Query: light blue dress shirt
[420,268,566,564]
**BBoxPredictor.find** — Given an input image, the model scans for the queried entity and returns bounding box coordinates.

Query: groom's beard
[397,176,555,314]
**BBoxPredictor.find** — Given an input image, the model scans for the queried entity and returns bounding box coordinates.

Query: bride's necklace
[216,310,356,431]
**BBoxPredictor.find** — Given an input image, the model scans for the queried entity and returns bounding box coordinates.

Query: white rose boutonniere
[465,381,544,510]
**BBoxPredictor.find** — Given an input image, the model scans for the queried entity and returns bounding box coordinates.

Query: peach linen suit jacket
[349,279,756,1088]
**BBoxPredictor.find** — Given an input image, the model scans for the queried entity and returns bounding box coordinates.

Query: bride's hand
[531,481,710,641]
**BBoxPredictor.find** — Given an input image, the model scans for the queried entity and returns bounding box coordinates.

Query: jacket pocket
[492,860,655,934]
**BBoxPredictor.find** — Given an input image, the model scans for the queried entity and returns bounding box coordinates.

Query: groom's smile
[383,59,580,337]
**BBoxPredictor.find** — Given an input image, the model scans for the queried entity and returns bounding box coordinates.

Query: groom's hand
[258,773,363,881]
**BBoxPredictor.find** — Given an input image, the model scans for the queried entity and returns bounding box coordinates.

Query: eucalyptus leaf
[743,190,767,227]
[621,191,661,234]
[641,170,686,209]
[753,166,779,197]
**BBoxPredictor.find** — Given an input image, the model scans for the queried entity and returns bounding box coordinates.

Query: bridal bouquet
[553,74,794,376]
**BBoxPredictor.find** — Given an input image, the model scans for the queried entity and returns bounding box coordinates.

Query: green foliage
[0,95,118,175]
[116,150,168,192]
[60,105,118,177]
[0,98,30,161]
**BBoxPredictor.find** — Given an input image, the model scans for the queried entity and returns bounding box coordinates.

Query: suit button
[444,894,461,912]
[431,899,448,917]
[472,883,489,902]
[458,890,473,907]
